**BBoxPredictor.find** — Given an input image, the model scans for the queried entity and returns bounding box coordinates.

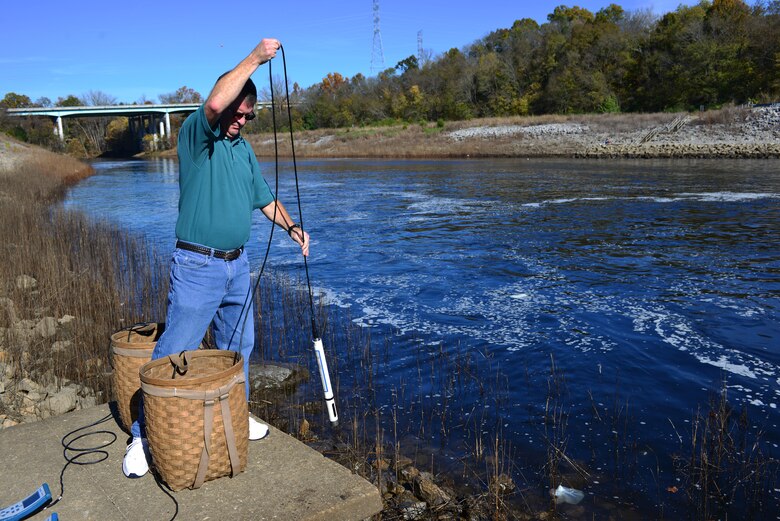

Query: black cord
[46,413,179,520]
[151,470,179,521]
[228,45,339,427]
[229,43,314,353]
[278,44,319,340]
[47,413,115,510]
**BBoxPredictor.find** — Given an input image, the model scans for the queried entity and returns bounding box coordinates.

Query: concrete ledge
[0,403,382,520]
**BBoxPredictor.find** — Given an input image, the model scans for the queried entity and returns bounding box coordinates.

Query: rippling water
[64,157,780,516]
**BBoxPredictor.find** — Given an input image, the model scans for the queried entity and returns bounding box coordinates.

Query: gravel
[447,123,589,141]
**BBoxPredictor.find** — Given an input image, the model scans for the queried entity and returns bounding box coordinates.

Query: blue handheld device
[0,483,53,521]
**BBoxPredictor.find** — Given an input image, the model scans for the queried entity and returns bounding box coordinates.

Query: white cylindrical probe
[313,337,338,424]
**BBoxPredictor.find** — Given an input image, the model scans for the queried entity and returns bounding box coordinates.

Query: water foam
[628,304,776,381]
[523,192,780,208]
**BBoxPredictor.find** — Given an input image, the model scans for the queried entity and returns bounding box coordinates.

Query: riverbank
[7,136,779,519]
[0,137,102,429]
[0,136,530,520]
[0,136,140,429]
[237,105,780,159]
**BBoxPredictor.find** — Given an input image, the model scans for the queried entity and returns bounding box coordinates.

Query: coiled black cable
[47,412,179,520]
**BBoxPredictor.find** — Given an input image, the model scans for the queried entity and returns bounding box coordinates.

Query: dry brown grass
[695,104,751,128]
[1,135,167,399]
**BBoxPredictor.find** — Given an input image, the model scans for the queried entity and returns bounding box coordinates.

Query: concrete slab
[0,403,382,521]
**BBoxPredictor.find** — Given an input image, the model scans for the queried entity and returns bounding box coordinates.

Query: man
[124,38,309,478]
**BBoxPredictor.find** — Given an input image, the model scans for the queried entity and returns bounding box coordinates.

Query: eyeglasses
[234,110,255,122]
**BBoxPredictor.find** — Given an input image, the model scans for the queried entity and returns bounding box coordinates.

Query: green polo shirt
[175,105,274,250]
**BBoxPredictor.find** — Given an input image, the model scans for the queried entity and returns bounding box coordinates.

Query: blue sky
[1,0,688,104]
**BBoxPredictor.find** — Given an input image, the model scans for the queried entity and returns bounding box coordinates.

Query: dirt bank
[0,137,34,172]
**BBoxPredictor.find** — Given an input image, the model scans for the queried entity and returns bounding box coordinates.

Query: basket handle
[169,350,190,379]
[126,322,157,342]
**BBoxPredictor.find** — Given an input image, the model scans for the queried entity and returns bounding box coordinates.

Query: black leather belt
[175,240,244,261]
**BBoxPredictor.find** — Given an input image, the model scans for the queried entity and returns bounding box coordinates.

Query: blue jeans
[130,245,255,439]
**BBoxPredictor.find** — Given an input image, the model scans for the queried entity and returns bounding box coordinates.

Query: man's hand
[290,227,310,257]
[253,38,281,65]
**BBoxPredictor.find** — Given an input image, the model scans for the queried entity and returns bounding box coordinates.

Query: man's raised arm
[204,38,280,126]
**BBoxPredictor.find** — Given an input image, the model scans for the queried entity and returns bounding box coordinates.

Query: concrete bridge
[7,101,276,147]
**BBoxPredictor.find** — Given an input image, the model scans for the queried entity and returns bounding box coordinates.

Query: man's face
[222,97,256,139]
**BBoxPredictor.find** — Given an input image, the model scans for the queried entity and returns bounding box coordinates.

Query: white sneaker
[122,437,150,478]
[249,417,269,441]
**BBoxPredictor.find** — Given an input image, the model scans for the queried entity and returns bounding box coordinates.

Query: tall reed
[674,385,778,520]
[0,144,167,402]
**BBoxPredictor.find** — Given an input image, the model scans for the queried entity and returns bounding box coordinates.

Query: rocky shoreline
[0,276,98,428]
[578,141,780,158]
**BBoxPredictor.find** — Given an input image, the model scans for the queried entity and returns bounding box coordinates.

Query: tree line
[2,1,778,155]
[291,0,778,130]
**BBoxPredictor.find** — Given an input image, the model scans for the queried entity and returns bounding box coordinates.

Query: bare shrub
[695,105,750,128]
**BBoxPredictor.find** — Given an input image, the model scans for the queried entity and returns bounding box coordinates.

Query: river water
[63,157,780,517]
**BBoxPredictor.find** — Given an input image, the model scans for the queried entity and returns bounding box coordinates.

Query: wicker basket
[111,323,163,433]
[140,350,248,491]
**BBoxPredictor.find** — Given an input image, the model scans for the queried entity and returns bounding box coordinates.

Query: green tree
[1,93,33,143]
[0,92,33,108]
[424,48,474,120]
[56,95,81,107]
[596,3,625,24]
[547,5,595,25]
[395,55,419,73]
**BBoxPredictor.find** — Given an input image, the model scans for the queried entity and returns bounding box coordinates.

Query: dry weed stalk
[1,146,167,402]
[674,385,778,520]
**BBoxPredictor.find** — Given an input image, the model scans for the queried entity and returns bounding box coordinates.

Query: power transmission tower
[371,0,385,73]
[417,30,423,65]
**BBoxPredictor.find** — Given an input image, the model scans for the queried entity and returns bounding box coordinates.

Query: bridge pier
[55,116,64,142]
[129,115,149,151]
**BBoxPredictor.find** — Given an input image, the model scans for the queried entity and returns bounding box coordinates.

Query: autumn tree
[159,86,203,104]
